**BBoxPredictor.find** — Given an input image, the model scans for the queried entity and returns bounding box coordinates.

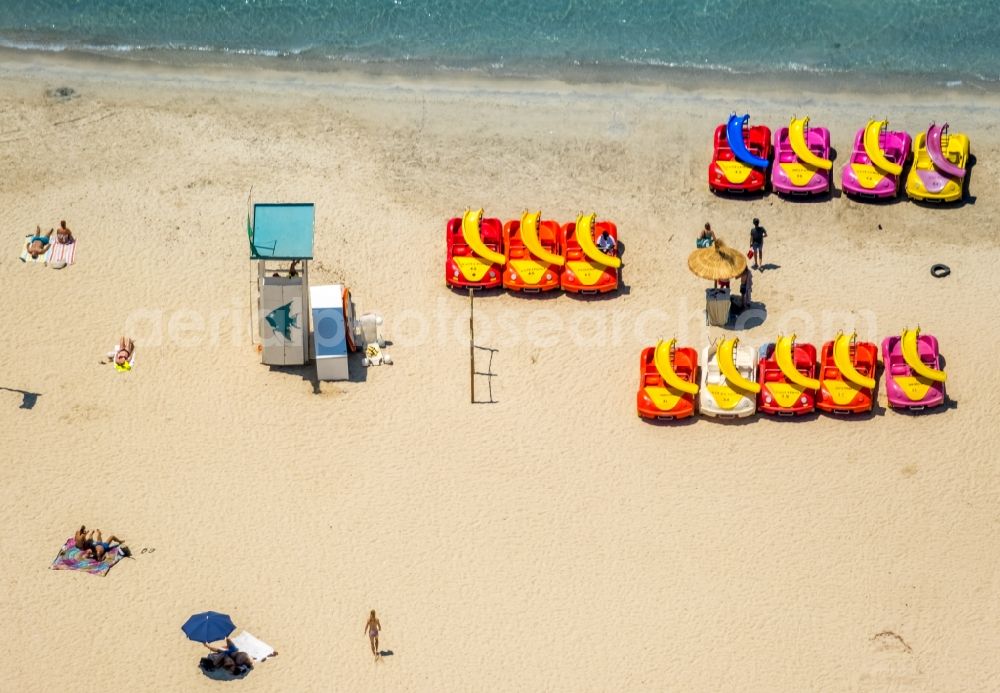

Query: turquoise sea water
[0,1,997,87]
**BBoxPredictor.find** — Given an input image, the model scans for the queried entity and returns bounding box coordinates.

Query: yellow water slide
[789,116,832,170]
[718,337,760,393]
[901,327,946,382]
[519,211,564,266]
[775,334,820,390]
[863,119,903,176]
[461,208,505,265]
[574,213,622,269]
[654,339,699,395]
[832,331,876,389]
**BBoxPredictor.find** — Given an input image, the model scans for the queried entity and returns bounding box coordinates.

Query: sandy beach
[2,52,1000,692]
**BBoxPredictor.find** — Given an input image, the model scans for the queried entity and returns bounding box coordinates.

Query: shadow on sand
[1,386,40,409]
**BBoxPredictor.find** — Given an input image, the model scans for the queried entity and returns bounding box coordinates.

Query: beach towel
[48,239,78,266]
[18,235,52,264]
[231,631,276,662]
[50,537,125,576]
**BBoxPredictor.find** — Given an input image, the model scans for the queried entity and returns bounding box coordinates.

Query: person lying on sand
[26,226,51,258]
[102,337,135,371]
[80,529,124,561]
[55,220,74,245]
[202,639,255,675]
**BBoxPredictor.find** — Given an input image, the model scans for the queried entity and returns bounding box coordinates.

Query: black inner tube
[930,264,950,278]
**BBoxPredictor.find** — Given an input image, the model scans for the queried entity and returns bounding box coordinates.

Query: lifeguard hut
[251,203,314,366]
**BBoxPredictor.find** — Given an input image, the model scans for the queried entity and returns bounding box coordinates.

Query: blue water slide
[726,114,769,168]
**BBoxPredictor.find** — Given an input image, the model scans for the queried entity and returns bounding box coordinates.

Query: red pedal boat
[758,334,819,416]
[708,113,772,194]
[816,332,877,415]
[637,339,699,420]
[445,208,504,290]
[560,213,620,294]
[502,211,563,293]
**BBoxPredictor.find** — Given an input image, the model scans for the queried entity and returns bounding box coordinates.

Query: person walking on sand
[366,610,382,657]
[749,217,767,270]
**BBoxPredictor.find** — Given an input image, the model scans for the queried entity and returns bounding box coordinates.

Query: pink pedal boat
[771,116,832,196]
[882,328,947,411]
[841,119,911,200]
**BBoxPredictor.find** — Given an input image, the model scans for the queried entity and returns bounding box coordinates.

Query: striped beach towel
[50,537,125,576]
[18,235,52,264]
[48,239,78,266]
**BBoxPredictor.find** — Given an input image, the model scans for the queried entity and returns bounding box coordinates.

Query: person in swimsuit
[203,638,254,675]
[55,220,74,245]
[81,529,123,560]
[74,525,91,550]
[365,610,382,657]
[26,225,51,258]
[104,336,135,371]
[697,222,716,248]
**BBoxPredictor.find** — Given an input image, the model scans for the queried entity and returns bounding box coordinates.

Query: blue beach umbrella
[181,611,236,643]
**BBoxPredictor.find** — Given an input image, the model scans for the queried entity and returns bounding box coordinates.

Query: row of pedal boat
[638,328,947,420]
[709,114,970,202]
[446,208,621,293]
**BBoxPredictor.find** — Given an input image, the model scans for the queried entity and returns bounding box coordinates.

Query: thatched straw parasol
[687,239,747,281]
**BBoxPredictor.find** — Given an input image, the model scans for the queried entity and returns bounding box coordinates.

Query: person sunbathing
[74,525,91,550]
[55,220,74,245]
[26,226,51,258]
[80,529,124,561]
[202,639,254,675]
[104,337,135,371]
